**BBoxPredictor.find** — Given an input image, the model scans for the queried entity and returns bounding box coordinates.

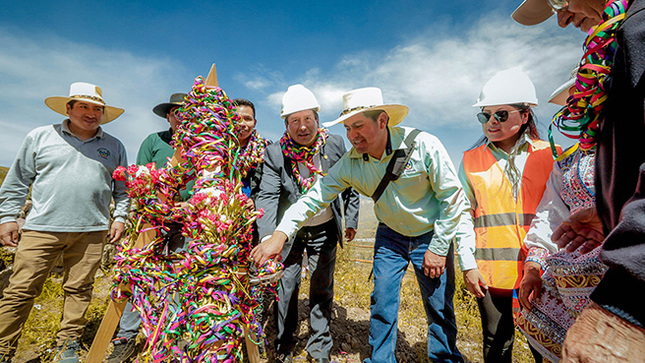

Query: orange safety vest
[463,140,559,289]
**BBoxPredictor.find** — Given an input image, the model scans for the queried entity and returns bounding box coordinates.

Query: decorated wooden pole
[87,64,274,362]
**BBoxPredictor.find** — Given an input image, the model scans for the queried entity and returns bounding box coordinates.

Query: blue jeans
[365,224,463,363]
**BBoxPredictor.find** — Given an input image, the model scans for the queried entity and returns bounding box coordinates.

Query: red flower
[113,166,127,181]
[191,193,207,205]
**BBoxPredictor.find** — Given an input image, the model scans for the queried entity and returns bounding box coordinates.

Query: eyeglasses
[548,0,568,11]
[476,110,522,124]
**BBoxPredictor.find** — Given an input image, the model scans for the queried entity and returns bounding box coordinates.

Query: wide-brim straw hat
[44,82,124,124]
[512,0,554,26]
[323,87,409,127]
[153,93,187,118]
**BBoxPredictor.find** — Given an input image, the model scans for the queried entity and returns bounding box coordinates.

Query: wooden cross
[86,64,261,362]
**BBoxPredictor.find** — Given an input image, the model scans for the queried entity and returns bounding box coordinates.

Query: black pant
[275,219,338,360]
[477,288,542,363]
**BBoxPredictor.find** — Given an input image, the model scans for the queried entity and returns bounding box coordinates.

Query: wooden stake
[205,63,218,87]
[86,224,158,362]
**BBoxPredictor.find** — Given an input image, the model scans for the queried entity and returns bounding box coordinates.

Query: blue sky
[0,0,587,168]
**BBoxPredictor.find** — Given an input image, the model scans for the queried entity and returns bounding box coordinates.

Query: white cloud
[0,27,188,166]
[0,14,587,169]
[241,77,270,90]
[248,15,586,164]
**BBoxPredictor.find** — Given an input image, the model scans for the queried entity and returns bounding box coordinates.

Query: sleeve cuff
[457,253,478,271]
[427,243,449,257]
[525,247,549,270]
[112,216,126,224]
[0,216,18,225]
[276,223,296,240]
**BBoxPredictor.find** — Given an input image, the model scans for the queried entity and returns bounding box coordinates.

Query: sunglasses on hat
[548,0,568,11]
[476,109,522,124]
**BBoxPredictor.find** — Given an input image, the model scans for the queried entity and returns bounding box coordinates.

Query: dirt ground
[4,199,537,362]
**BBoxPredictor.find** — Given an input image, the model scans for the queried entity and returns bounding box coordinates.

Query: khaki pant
[0,230,106,356]
[562,302,645,363]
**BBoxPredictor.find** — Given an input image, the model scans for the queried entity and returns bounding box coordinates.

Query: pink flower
[113,166,127,181]
[191,193,207,205]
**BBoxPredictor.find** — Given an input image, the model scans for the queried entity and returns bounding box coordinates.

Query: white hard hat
[548,78,576,106]
[280,84,321,119]
[549,66,579,106]
[473,67,538,107]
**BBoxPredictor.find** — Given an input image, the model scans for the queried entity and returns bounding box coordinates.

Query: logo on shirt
[97,148,110,159]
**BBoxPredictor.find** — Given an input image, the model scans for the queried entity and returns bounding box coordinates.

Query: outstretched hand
[250,231,288,267]
[551,207,604,254]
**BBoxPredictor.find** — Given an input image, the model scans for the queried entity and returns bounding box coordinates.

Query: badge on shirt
[97,148,110,159]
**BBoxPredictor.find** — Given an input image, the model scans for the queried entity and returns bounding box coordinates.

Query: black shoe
[107,337,138,363]
[276,352,293,363]
[53,340,81,363]
[309,358,330,363]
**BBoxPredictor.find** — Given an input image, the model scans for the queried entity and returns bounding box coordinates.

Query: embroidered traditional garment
[280,128,329,193]
[236,130,267,178]
[515,149,608,362]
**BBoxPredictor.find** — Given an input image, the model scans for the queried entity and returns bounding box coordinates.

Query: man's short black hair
[66,99,104,111]
[363,109,387,122]
[233,98,256,119]
[285,110,319,125]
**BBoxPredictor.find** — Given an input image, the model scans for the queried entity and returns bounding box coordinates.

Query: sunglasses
[476,110,522,124]
[548,0,568,11]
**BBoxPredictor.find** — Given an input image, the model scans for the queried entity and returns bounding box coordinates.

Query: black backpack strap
[371,129,421,203]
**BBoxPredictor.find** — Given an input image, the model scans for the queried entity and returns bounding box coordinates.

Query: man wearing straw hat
[252,87,469,363]
[0,82,129,363]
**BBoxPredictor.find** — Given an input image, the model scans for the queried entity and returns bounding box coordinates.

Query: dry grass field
[0,181,536,362]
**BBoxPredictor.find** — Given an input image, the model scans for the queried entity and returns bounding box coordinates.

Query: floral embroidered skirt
[514,246,608,362]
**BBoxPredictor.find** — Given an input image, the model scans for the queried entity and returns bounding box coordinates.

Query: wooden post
[204,63,218,87]
[86,224,158,362]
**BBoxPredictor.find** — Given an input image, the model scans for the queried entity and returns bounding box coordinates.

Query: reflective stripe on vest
[463,139,558,289]
[474,213,536,228]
